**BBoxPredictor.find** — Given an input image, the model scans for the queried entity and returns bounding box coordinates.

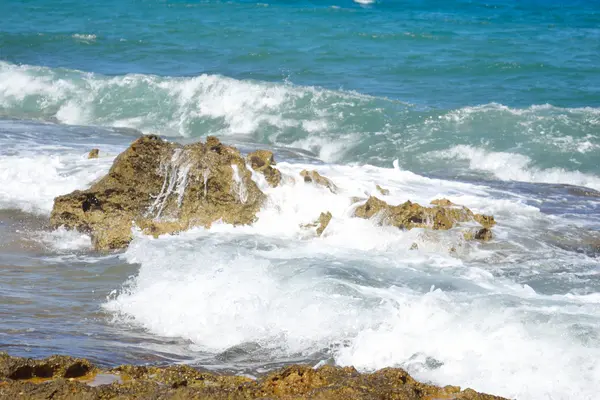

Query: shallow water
[1,1,600,399]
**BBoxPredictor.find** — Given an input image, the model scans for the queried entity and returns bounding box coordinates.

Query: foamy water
[2,7,600,397]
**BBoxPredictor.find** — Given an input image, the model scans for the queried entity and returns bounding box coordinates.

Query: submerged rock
[87,149,99,159]
[0,353,94,381]
[0,353,507,400]
[300,170,337,193]
[302,211,332,236]
[51,135,265,250]
[430,198,455,207]
[376,184,390,196]
[354,196,495,233]
[246,149,282,187]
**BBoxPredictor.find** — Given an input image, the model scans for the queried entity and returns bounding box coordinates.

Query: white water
[103,161,600,400]
[431,145,600,191]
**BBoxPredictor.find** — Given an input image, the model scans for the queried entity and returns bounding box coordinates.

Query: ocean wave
[1,61,599,174]
[430,145,600,191]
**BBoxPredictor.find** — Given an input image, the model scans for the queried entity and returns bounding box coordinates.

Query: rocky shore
[50,136,496,251]
[0,353,507,399]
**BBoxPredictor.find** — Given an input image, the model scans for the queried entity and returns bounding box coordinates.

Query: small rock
[410,243,418,250]
[300,170,337,193]
[474,228,493,241]
[316,212,332,236]
[354,196,495,233]
[376,185,390,195]
[87,149,99,159]
[246,150,282,187]
[301,211,332,237]
[430,198,455,207]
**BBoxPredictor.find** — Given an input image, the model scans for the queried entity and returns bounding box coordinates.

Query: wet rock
[87,149,99,159]
[410,242,418,250]
[247,149,282,187]
[0,354,507,400]
[51,135,265,250]
[302,211,332,236]
[0,353,94,380]
[376,185,390,195]
[300,170,337,193]
[430,198,455,207]
[464,228,493,242]
[354,196,495,232]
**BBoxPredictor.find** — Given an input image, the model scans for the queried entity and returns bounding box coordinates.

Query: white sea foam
[32,226,92,252]
[102,160,600,399]
[431,145,600,190]
[72,34,97,41]
[0,151,114,214]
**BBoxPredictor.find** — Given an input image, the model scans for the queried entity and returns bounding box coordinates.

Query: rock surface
[51,135,264,250]
[376,185,390,195]
[354,196,495,233]
[87,149,99,159]
[302,211,333,236]
[300,170,337,193]
[246,149,282,187]
[0,353,507,400]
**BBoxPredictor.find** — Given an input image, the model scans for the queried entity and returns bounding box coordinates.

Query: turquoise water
[1,1,600,399]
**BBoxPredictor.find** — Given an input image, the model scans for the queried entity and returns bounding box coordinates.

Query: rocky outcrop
[376,185,390,195]
[300,170,337,193]
[0,353,507,400]
[51,135,264,250]
[246,149,282,187]
[87,149,99,159]
[302,211,332,236]
[354,196,495,236]
[430,198,455,207]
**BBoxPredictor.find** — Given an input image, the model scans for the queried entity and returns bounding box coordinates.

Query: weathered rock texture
[302,211,333,236]
[51,136,264,250]
[246,149,282,187]
[87,149,99,159]
[0,353,507,400]
[355,196,495,237]
[300,170,337,193]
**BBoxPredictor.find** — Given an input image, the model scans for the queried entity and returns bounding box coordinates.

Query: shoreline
[0,352,507,399]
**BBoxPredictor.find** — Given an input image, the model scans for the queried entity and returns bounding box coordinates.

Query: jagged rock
[87,149,99,159]
[474,214,496,228]
[300,170,337,193]
[51,136,265,250]
[246,149,282,187]
[0,354,507,400]
[376,185,390,195]
[464,228,493,242]
[302,212,332,236]
[410,242,418,250]
[354,196,495,232]
[430,198,455,207]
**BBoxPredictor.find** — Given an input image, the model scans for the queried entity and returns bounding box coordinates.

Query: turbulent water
[1,1,600,399]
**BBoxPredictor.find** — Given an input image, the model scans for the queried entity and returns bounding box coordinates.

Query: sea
[1,0,599,399]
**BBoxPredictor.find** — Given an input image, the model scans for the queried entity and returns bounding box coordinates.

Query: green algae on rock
[50,135,265,251]
[0,353,508,400]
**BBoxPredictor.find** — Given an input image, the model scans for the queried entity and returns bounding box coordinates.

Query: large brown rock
[354,196,495,234]
[0,353,507,400]
[50,135,265,250]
